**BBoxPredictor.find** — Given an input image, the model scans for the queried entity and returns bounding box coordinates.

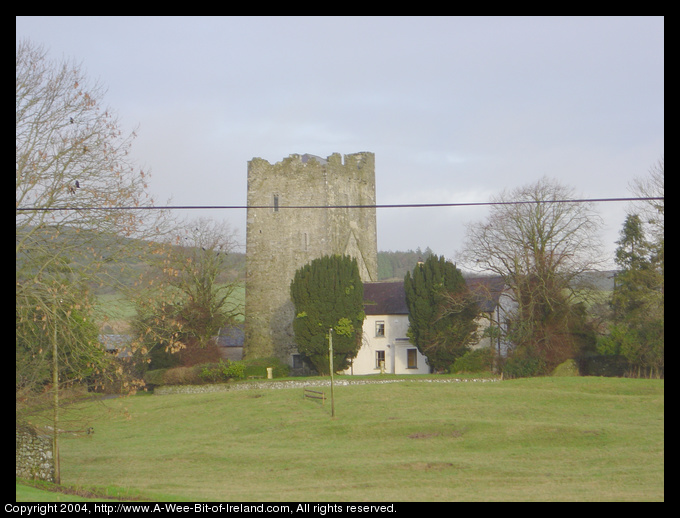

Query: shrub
[198,360,246,383]
[144,368,168,387]
[163,366,202,386]
[242,357,290,379]
[450,347,494,374]
[145,360,248,386]
[551,359,580,377]
[198,362,223,383]
[147,346,181,371]
[501,356,547,379]
[224,360,245,380]
[580,354,629,377]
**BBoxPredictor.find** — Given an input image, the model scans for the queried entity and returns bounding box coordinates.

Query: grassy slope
[19,377,663,502]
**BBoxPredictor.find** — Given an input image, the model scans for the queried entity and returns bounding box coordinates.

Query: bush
[163,366,202,386]
[224,360,245,380]
[502,356,547,379]
[242,357,290,379]
[144,360,248,387]
[580,355,629,377]
[450,347,494,374]
[144,368,168,387]
[551,359,580,377]
[198,360,246,383]
[198,362,222,383]
[147,346,181,371]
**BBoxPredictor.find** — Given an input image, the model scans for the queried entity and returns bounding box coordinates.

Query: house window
[375,350,385,370]
[375,321,385,337]
[273,194,279,212]
[407,348,418,369]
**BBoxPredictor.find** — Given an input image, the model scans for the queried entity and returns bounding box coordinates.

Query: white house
[344,278,513,375]
[465,276,514,357]
[344,282,429,375]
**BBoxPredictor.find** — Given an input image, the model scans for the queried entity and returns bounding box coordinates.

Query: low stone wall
[153,380,319,395]
[153,383,235,395]
[16,424,54,482]
[153,377,500,395]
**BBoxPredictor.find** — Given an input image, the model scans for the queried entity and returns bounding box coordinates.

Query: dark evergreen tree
[404,255,478,372]
[599,214,664,377]
[290,255,365,374]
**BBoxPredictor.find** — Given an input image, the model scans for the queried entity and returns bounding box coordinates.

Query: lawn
[18,376,664,502]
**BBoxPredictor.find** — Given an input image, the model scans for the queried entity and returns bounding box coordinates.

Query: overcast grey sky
[16,16,664,269]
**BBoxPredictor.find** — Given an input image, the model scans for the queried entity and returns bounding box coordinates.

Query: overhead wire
[15,197,664,212]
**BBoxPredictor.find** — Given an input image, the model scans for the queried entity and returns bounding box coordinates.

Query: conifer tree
[599,214,664,377]
[290,255,365,374]
[404,255,478,372]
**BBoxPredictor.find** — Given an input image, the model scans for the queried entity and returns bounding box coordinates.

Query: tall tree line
[597,159,664,377]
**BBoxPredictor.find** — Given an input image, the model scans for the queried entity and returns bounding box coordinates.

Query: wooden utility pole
[329,328,335,418]
[52,294,60,484]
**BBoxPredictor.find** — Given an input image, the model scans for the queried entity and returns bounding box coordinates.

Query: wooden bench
[303,387,326,405]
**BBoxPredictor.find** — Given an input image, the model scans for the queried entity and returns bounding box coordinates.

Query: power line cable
[15,197,664,212]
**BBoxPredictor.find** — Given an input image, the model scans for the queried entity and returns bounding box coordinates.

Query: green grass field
[17,376,663,502]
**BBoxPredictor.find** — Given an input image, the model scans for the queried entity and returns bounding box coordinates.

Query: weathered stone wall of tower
[244,152,378,363]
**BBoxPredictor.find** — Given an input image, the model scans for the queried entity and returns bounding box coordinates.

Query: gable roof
[99,334,133,358]
[363,282,409,315]
[465,276,506,313]
[217,323,245,347]
[363,277,506,316]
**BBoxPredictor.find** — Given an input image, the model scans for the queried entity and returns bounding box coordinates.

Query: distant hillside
[19,224,614,300]
[377,248,435,280]
[16,225,246,297]
[576,270,617,291]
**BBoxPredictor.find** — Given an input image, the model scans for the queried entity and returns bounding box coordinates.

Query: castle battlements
[244,152,378,364]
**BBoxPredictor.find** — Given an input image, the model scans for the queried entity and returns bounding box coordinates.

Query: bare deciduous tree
[459,177,604,370]
[630,157,664,241]
[629,156,664,289]
[16,40,169,479]
[131,218,243,368]
[16,39,170,288]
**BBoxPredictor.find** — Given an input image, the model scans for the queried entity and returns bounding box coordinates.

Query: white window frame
[375,350,386,370]
[375,320,385,337]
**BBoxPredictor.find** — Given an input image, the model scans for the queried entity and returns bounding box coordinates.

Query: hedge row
[144,357,290,388]
[449,347,494,374]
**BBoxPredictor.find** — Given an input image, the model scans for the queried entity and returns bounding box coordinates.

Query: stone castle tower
[244,152,378,363]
